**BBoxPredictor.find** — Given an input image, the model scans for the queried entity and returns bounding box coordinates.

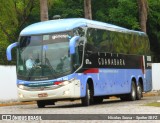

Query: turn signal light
[54,81,63,85]
[54,81,70,86]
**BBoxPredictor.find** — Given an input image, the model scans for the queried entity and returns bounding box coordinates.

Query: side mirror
[6,42,19,61]
[69,36,80,54]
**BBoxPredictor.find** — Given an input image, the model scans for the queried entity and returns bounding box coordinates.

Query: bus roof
[20,18,146,36]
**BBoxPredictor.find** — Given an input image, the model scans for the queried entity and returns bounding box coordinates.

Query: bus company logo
[98,58,125,66]
[52,34,68,40]
[86,59,92,65]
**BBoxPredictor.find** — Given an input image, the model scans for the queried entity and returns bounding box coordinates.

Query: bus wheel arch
[136,77,143,100]
[81,78,94,106]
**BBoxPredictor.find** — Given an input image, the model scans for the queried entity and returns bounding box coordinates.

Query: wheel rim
[132,84,136,98]
[137,86,141,95]
[88,89,90,102]
[137,85,142,99]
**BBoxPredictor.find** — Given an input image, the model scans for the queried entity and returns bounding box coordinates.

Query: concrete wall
[0,64,160,101]
[0,65,18,101]
[152,63,160,91]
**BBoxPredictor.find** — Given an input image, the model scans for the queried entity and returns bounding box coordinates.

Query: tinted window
[86,28,150,55]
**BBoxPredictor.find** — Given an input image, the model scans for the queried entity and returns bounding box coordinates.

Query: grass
[145,102,160,107]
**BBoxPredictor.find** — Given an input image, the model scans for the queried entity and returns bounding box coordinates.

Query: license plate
[38,93,48,97]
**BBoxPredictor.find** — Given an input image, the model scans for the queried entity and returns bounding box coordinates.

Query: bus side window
[78,41,84,62]
[72,40,83,69]
[85,43,98,56]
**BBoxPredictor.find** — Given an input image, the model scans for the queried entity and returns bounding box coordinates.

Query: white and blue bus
[7,18,152,108]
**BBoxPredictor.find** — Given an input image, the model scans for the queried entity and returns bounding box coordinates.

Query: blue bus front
[16,32,82,101]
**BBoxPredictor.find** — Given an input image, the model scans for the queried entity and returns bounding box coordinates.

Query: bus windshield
[17,33,72,81]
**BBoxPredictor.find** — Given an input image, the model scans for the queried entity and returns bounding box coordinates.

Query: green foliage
[0,0,18,26]
[93,0,140,30]
[49,0,84,19]
[0,0,39,65]
[147,0,160,61]
[0,0,18,65]
[0,0,160,65]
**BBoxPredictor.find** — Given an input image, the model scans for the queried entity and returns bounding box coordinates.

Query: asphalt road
[0,96,160,123]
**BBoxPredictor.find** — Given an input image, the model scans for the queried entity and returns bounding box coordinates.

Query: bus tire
[81,83,93,106]
[37,101,45,108]
[136,83,142,100]
[129,82,136,101]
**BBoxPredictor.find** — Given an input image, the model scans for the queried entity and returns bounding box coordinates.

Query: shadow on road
[44,98,126,108]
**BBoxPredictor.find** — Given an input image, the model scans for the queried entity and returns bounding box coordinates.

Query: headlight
[60,81,70,86]
[18,85,25,90]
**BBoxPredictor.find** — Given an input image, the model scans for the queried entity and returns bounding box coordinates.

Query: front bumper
[18,79,81,101]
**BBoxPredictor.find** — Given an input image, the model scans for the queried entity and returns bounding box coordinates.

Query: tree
[137,0,148,32]
[0,0,18,42]
[105,0,140,30]
[147,0,160,61]
[0,0,38,65]
[40,0,49,21]
[14,0,36,34]
[49,0,83,19]
[84,0,92,19]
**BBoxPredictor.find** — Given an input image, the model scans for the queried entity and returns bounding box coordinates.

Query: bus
[6,18,152,108]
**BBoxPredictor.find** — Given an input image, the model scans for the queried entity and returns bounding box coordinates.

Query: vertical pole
[40,0,48,21]
[84,0,92,20]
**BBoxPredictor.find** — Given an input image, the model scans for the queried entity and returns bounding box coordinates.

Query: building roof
[20,18,145,36]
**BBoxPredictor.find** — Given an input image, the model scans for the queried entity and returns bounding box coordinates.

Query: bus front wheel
[81,83,94,106]
[136,83,142,100]
[37,100,55,108]
[37,101,45,108]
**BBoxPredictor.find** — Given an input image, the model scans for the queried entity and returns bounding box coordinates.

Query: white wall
[0,64,160,101]
[152,63,160,91]
[0,65,18,101]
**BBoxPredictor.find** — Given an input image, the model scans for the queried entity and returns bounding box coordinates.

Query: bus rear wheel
[136,83,142,100]
[129,82,136,101]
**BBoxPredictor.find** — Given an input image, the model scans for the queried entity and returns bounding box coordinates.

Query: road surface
[0,96,160,123]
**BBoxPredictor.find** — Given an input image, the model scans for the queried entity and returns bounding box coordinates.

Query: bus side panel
[80,53,152,97]
[97,69,128,95]
[77,72,100,97]
[94,69,145,96]
[78,68,145,97]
